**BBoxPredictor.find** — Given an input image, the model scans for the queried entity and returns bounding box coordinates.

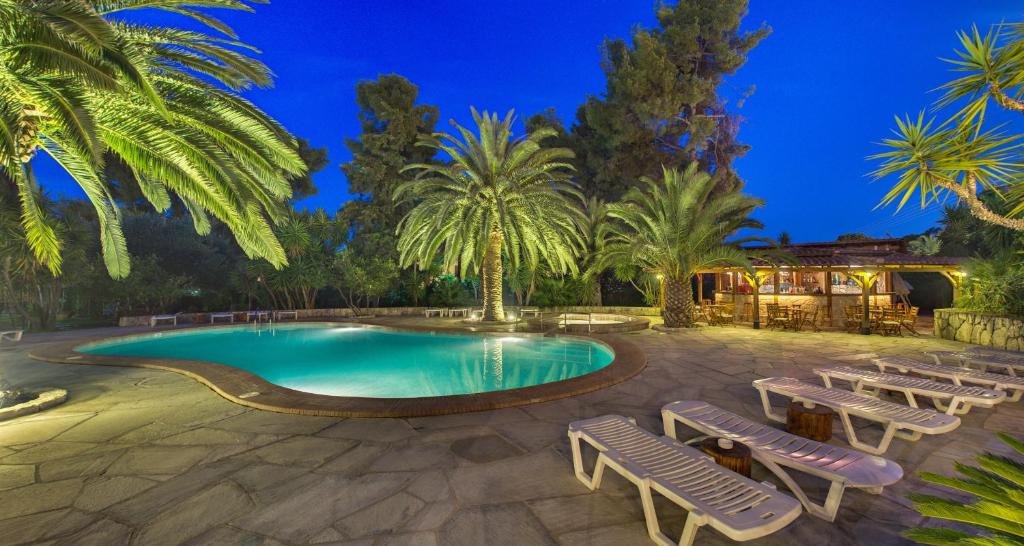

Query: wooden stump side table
[699,437,752,478]
[786,400,835,442]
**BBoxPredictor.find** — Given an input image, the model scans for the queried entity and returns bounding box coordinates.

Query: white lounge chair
[519,306,541,317]
[209,312,234,324]
[874,357,1024,403]
[448,307,470,318]
[273,310,298,321]
[0,330,23,344]
[424,308,445,318]
[149,314,179,328]
[246,310,270,322]
[568,415,802,546]
[815,365,1005,415]
[752,377,960,455]
[927,350,1024,376]
[662,401,903,521]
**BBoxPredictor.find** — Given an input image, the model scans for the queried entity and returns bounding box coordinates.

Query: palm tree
[1,0,305,279]
[395,108,585,321]
[596,163,766,328]
[908,234,942,256]
[905,432,1024,545]
[870,22,1024,231]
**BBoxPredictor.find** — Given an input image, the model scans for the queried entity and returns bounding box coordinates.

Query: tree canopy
[570,0,768,200]
[1,0,305,279]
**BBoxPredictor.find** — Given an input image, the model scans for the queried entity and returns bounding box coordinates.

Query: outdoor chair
[874,356,1024,402]
[752,377,960,454]
[843,306,861,333]
[209,312,234,324]
[273,310,298,321]
[899,306,920,336]
[149,313,179,328]
[798,305,820,332]
[568,415,802,546]
[877,308,902,337]
[815,365,1005,415]
[0,330,23,344]
[662,401,903,521]
[928,351,1024,376]
[765,304,790,330]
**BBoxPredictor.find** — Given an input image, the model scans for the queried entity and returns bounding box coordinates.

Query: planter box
[934,308,1024,351]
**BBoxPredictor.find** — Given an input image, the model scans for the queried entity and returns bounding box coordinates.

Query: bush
[959,257,1024,319]
[905,432,1024,545]
[427,276,475,307]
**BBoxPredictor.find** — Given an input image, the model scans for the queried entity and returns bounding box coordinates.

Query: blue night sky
[39,1,1024,242]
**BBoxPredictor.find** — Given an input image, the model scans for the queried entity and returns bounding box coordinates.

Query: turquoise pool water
[78,324,615,398]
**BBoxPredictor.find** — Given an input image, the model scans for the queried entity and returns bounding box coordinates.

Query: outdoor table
[700,438,752,478]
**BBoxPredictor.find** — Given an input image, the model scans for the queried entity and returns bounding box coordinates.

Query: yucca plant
[595,163,767,328]
[906,433,1024,545]
[394,108,585,322]
[1,0,304,279]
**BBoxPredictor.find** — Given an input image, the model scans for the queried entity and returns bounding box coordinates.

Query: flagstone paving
[0,322,1017,545]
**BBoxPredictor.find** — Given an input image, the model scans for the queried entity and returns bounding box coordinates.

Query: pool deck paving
[0,319,1016,545]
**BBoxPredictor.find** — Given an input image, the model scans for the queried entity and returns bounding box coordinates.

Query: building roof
[714,238,965,271]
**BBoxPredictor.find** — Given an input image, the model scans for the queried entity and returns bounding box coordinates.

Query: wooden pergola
[697,239,964,334]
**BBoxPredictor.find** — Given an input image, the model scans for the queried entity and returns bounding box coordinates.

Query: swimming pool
[78,324,615,398]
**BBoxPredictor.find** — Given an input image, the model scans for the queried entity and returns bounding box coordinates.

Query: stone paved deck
[0,322,1015,545]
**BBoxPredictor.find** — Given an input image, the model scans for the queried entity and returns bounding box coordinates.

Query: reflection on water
[483,337,504,386]
[80,325,614,398]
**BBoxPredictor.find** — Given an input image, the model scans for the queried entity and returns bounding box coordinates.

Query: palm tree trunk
[481,226,505,321]
[663,276,695,328]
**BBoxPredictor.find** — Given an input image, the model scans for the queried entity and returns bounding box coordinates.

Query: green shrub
[905,433,1024,545]
[959,257,1024,319]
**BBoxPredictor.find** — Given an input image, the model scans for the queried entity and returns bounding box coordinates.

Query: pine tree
[571,0,768,201]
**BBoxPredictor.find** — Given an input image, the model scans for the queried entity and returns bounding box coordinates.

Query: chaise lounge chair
[927,350,1024,376]
[273,310,298,321]
[661,401,903,521]
[568,415,802,546]
[874,357,1024,403]
[209,312,234,324]
[0,330,23,344]
[149,313,179,328]
[814,366,1005,415]
[752,377,960,454]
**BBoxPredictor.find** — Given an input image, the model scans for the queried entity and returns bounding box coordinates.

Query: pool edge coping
[27,321,647,418]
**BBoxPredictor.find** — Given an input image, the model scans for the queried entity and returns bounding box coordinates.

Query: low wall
[543,306,661,317]
[118,305,662,327]
[118,307,428,327]
[934,308,1024,351]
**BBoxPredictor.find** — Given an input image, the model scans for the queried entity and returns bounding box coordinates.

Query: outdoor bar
[705,239,964,331]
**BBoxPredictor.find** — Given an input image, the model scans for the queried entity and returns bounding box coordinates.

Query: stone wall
[118,307,427,327]
[934,308,1024,351]
[117,305,663,327]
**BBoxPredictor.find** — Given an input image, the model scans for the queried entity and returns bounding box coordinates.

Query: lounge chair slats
[815,365,1005,415]
[874,357,1024,403]
[569,415,801,546]
[662,401,902,521]
[752,377,960,454]
[928,351,1024,376]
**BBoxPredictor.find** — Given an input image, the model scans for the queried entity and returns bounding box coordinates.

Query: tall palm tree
[870,22,1024,231]
[596,163,766,328]
[1,0,304,279]
[395,108,585,321]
